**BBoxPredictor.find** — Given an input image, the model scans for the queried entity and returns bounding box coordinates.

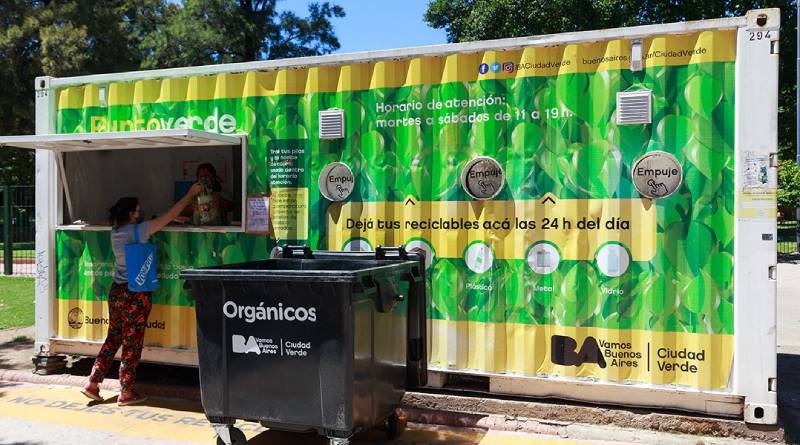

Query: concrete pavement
[0,262,798,443]
[0,383,620,445]
[779,261,800,355]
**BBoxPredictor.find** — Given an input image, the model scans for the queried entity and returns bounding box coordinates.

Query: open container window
[0,129,247,232]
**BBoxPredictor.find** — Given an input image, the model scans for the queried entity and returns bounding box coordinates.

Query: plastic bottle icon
[475,250,484,267]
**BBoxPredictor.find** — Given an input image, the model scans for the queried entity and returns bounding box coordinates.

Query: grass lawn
[0,276,34,329]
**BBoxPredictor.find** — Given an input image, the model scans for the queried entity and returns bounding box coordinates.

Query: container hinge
[769,153,779,168]
[630,39,643,72]
[771,39,779,55]
[768,265,777,280]
[769,377,777,392]
[375,277,401,313]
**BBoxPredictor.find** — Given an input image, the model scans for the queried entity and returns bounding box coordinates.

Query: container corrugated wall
[54,29,736,390]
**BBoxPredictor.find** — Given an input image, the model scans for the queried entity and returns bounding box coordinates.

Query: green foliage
[140,0,345,68]
[779,160,800,209]
[0,0,345,185]
[425,0,798,164]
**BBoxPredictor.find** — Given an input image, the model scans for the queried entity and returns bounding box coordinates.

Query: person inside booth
[177,163,234,226]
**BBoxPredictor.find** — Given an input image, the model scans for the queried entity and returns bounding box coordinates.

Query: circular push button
[319,162,355,201]
[461,157,505,200]
[631,151,683,199]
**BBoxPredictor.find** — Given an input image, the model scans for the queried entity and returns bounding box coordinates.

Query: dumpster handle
[376,246,408,260]
[282,245,313,259]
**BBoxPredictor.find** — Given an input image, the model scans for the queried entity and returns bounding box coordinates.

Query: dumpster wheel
[214,426,246,445]
[385,411,407,439]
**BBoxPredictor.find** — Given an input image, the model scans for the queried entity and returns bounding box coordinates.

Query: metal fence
[1,185,35,276]
[778,220,798,255]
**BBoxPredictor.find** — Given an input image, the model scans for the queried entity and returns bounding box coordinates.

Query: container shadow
[778,353,800,444]
[0,442,45,445]
[0,335,33,371]
[246,424,487,445]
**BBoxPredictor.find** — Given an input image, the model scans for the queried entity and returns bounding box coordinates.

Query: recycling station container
[181,246,427,445]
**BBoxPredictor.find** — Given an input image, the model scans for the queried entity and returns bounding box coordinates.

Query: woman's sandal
[80,385,103,402]
[117,392,148,406]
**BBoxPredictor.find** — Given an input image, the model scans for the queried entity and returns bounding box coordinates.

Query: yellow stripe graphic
[428,320,733,389]
[56,299,197,348]
[0,386,604,444]
[327,196,657,261]
[57,30,736,110]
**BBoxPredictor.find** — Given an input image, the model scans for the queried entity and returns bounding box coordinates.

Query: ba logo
[490,62,502,73]
[232,335,261,355]
[478,63,489,74]
[68,307,84,329]
[551,335,607,368]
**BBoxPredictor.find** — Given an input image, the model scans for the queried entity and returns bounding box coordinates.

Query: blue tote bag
[125,224,160,292]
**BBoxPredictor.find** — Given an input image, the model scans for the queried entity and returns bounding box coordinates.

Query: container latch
[374,276,404,313]
[630,39,643,72]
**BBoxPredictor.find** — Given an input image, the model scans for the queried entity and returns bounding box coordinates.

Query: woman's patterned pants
[89,282,152,391]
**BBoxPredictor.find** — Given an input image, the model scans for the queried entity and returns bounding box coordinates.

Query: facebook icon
[478,63,489,74]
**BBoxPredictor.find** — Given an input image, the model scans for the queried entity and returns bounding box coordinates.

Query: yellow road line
[0,384,609,444]
[0,384,259,442]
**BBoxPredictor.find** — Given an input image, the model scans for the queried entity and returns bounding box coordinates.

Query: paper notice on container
[739,151,777,220]
[245,195,270,234]
[270,188,308,240]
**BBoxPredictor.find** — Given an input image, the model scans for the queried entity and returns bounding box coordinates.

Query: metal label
[318,162,354,201]
[461,157,505,200]
[631,151,683,199]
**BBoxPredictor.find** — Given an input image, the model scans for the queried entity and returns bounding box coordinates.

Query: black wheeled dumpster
[181,246,427,445]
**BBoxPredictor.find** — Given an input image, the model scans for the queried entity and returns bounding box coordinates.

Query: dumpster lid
[180,258,419,283]
[0,128,242,152]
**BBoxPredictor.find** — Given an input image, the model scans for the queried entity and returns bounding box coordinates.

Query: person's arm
[148,183,205,235]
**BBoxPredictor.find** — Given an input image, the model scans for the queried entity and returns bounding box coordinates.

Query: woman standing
[81,183,203,405]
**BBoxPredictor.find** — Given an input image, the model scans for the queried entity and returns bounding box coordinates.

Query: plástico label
[461,157,505,200]
[631,151,683,199]
[318,162,354,201]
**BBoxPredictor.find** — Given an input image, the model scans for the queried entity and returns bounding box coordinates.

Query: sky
[279,0,449,54]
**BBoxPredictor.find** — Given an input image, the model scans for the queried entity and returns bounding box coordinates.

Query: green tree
[779,160,800,214]
[139,0,345,68]
[0,0,169,185]
[0,0,345,185]
[425,0,797,162]
[0,1,40,184]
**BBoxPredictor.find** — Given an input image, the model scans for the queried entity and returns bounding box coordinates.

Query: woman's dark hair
[108,197,138,227]
[196,163,222,192]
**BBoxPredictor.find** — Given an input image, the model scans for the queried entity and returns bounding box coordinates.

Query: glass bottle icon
[606,247,620,275]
